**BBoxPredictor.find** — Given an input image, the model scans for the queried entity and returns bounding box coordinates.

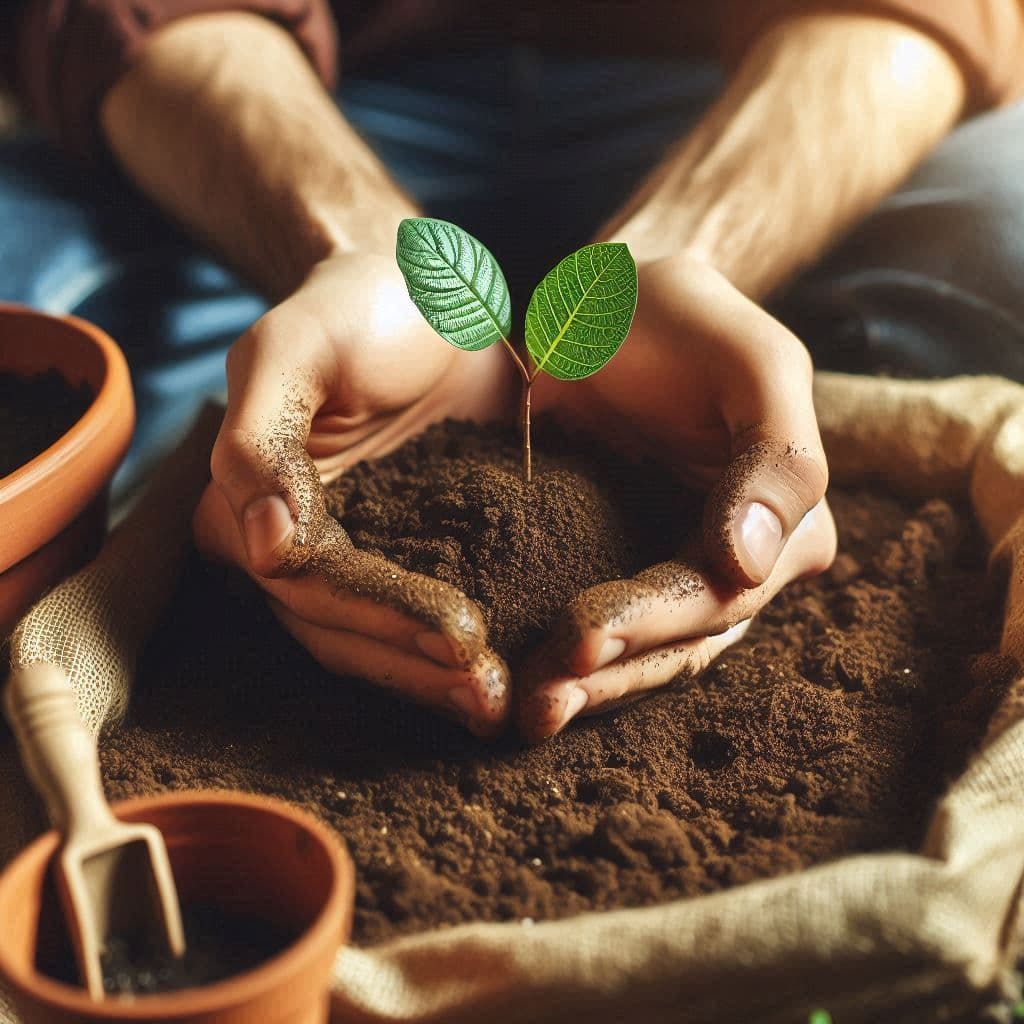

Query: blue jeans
[2,49,1023,499]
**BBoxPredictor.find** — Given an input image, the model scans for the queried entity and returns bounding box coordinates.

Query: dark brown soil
[40,904,295,995]
[100,420,1017,949]
[0,369,93,478]
[326,421,684,661]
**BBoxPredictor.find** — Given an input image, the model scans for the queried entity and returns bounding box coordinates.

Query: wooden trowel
[3,661,185,999]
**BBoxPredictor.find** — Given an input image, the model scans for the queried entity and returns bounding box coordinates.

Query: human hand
[193,251,517,736]
[519,251,835,741]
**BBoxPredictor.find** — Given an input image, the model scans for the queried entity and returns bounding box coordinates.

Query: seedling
[396,218,638,482]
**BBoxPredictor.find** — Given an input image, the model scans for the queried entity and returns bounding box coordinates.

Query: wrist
[309,179,420,264]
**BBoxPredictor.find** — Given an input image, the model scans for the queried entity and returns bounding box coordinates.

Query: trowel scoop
[3,661,185,999]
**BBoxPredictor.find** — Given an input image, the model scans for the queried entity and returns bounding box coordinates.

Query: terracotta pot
[0,304,134,636]
[0,791,354,1023]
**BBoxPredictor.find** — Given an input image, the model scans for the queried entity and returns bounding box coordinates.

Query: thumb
[704,361,828,589]
[210,312,329,578]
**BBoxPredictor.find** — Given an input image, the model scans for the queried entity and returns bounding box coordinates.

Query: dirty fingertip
[520,683,589,744]
[438,600,488,663]
[447,654,511,738]
[570,633,626,676]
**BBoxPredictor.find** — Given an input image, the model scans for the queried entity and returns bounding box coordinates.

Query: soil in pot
[39,903,297,995]
[98,419,1017,947]
[0,369,93,478]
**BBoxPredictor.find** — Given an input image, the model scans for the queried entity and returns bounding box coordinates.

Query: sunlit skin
[102,10,964,739]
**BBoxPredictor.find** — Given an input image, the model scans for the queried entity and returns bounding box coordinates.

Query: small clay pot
[0,791,354,1023]
[0,304,134,636]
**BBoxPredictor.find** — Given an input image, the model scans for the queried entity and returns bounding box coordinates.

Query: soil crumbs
[0,369,93,478]
[327,420,654,660]
[102,421,1016,949]
[41,904,296,996]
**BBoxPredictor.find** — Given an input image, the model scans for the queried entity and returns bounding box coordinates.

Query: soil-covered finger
[520,622,750,743]
[254,578,460,664]
[252,427,333,574]
[198,485,490,668]
[213,345,332,576]
[548,561,712,677]
[306,519,490,665]
[268,599,509,737]
[559,501,836,676]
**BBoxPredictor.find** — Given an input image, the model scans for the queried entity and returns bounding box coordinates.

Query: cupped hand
[193,251,517,737]
[520,251,836,741]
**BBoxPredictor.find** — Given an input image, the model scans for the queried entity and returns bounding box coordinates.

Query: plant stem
[501,338,534,483]
[522,380,532,483]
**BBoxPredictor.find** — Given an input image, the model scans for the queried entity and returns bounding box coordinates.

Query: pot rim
[0,790,353,1019]
[0,303,134,573]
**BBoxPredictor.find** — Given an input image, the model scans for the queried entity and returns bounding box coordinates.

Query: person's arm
[100,11,417,299]
[520,13,968,740]
[601,12,966,300]
[102,12,516,738]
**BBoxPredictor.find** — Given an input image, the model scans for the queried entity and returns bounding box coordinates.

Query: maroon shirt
[4,0,1024,160]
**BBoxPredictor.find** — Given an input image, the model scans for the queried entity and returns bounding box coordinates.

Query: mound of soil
[0,369,93,479]
[327,420,685,660]
[100,420,1016,949]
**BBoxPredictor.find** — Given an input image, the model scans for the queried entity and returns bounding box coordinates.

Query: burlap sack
[3,373,1024,1023]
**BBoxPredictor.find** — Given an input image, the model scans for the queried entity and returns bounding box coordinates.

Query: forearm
[602,13,965,300]
[100,12,417,299]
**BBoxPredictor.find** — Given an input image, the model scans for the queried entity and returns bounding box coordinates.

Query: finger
[519,620,751,743]
[705,320,828,588]
[195,484,489,668]
[210,306,334,578]
[561,499,836,677]
[269,598,510,738]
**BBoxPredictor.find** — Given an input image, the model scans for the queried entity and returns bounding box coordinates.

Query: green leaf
[524,242,637,381]
[396,218,511,351]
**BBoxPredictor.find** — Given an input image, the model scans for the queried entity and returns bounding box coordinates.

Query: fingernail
[415,632,460,667]
[558,686,589,729]
[733,501,783,584]
[243,495,293,567]
[448,686,479,718]
[592,636,626,671]
[718,620,751,642]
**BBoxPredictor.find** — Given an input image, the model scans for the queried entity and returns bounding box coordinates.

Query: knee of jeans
[776,194,1024,379]
[774,272,1024,382]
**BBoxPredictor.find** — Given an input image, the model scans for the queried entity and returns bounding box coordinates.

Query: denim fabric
[1,49,1022,498]
[773,100,1024,380]
[0,136,266,497]
[342,50,725,309]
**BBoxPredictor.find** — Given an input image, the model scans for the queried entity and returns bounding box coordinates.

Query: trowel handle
[3,662,116,839]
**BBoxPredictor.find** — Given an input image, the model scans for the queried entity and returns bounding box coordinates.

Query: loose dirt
[101,420,1015,946]
[0,369,92,478]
